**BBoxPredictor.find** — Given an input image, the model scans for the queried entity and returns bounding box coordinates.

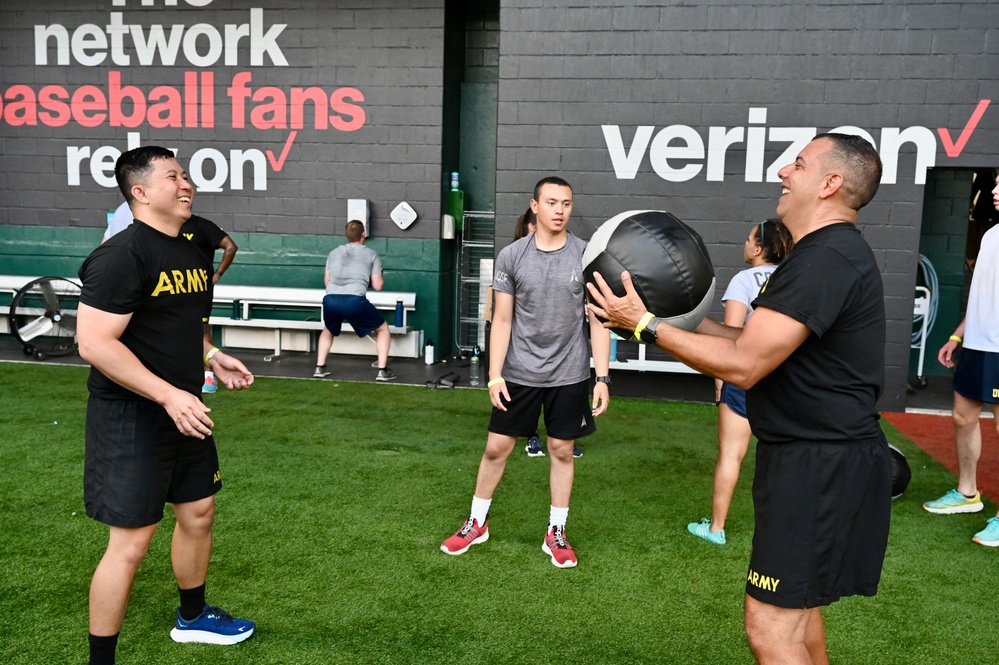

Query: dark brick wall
[495,0,999,409]
[2,0,999,406]
[0,0,448,240]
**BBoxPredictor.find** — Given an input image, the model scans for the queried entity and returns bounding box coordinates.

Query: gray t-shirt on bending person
[325,243,382,296]
[492,232,591,387]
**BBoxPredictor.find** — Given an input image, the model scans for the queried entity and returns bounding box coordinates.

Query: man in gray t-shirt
[440,177,611,568]
[313,220,396,382]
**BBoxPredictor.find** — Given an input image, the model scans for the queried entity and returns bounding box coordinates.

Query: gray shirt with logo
[492,232,590,387]
[325,243,382,296]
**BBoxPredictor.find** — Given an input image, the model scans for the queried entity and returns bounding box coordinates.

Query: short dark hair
[345,220,365,242]
[813,132,883,210]
[115,146,176,203]
[532,176,572,202]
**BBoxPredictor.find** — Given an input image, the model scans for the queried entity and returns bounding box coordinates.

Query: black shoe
[376,368,398,382]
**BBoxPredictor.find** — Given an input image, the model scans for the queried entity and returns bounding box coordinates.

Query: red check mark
[938,100,990,158]
[266,131,298,171]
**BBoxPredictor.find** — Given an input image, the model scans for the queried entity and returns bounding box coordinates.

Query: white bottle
[425,340,434,365]
[470,354,480,386]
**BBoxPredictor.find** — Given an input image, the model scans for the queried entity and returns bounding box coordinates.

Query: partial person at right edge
[314,219,397,382]
[924,168,999,548]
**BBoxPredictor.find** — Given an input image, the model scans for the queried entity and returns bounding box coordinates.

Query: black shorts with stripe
[487,379,595,441]
[746,434,892,609]
[84,396,222,528]
[953,347,999,404]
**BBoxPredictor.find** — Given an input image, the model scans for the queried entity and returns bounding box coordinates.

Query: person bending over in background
[314,219,396,382]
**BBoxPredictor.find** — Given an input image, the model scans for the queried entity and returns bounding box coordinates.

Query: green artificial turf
[0,363,995,664]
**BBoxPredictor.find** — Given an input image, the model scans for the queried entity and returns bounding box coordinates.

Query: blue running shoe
[923,489,983,514]
[170,605,255,645]
[687,518,726,545]
[973,516,999,547]
[525,434,545,457]
[572,444,583,458]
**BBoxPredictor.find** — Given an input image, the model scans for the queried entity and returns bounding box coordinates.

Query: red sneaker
[542,525,577,568]
[441,517,489,555]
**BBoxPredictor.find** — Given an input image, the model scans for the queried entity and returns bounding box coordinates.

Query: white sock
[549,505,569,529]
[204,370,214,380]
[470,496,491,525]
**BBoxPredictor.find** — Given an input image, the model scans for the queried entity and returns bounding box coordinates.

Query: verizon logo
[603,102,991,186]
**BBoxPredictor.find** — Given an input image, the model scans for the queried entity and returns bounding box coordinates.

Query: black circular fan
[8,277,82,360]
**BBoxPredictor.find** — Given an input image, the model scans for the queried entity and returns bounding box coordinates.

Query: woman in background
[688,219,794,545]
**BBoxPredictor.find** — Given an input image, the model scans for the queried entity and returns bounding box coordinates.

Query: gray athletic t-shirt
[492,232,590,387]
[325,243,382,296]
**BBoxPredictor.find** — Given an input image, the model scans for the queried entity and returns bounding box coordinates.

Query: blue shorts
[720,383,748,418]
[322,294,385,337]
[953,348,999,404]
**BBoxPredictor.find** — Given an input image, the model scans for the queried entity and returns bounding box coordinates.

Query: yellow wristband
[204,347,220,367]
[634,312,655,337]
[487,377,506,388]
[949,335,963,344]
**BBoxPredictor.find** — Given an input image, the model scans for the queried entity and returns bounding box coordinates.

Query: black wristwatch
[595,375,612,385]
[639,317,663,345]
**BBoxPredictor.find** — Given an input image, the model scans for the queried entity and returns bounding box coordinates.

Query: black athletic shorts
[953,348,999,404]
[488,379,596,441]
[746,434,892,609]
[84,396,222,528]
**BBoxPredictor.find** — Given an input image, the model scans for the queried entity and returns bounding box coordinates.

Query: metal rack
[455,210,495,353]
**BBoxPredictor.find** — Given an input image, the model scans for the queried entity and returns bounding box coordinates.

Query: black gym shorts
[746,434,892,609]
[488,379,596,441]
[84,396,222,528]
[953,348,999,404]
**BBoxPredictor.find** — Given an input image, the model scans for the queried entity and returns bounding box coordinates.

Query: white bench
[0,276,421,360]
[208,285,420,360]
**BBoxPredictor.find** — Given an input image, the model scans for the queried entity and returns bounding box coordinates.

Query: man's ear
[818,173,844,200]
[130,183,149,205]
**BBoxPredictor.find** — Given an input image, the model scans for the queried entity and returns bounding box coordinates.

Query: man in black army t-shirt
[588,133,892,665]
[77,146,255,665]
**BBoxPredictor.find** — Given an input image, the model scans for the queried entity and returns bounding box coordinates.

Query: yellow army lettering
[213,470,222,483]
[992,388,999,399]
[150,268,210,296]
[747,569,781,592]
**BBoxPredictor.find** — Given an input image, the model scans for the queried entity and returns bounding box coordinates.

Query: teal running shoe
[923,489,983,514]
[687,518,726,545]
[973,517,999,547]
